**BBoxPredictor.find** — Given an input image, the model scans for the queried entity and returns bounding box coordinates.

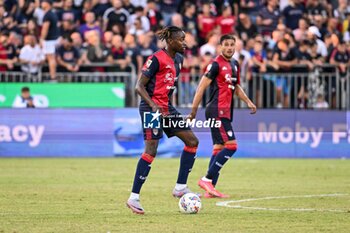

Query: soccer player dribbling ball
[126,26,199,214]
[189,34,257,198]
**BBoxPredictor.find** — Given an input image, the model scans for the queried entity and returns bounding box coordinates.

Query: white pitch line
[216,193,350,213]
[226,206,349,213]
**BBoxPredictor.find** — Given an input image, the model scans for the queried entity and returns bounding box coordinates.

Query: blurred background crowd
[0,0,349,109]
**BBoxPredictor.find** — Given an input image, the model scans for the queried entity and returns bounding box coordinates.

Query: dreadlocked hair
[156,26,183,41]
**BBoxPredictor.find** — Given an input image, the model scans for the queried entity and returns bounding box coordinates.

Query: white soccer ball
[178,193,202,214]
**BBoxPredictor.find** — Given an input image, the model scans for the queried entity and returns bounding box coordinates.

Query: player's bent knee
[212,148,221,156]
[141,152,155,163]
[185,136,199,148]
[224,142,237,151]
[192,137,199,147]
[213,144,224,150]
[145,148,157,157]
[184,145,198,153]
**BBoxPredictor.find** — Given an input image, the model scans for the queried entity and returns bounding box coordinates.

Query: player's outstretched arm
[189,76,212,120]
[135,75,160,112]
[235,84,257,114]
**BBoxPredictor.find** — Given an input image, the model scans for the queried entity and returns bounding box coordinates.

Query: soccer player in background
[126,26,199,214]
[190,34,256,198]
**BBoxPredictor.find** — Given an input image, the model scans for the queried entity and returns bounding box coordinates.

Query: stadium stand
[0,0,349,109]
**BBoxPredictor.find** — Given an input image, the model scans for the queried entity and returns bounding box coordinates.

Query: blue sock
[176,146,197,185]
[206,145,237,180]
[131,153,154,194]
[209,149,221,186]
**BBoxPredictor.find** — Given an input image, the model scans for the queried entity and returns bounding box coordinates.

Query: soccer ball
[178,193,202,214]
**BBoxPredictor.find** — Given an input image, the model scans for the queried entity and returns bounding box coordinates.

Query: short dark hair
[62,35,73,43]
[21,87,30,92]
[280,38,290,46]
[310,40,317,47]
[41,0,53,5]
[0,30,10,37]
[300,39,310,46]
[220,34,236,44]
[184,1,195,9]
[299,17,309,24]
[135,6,144,12]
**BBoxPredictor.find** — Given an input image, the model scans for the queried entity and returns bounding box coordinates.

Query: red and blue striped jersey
[204,55,240,121]
[140,49,183,115]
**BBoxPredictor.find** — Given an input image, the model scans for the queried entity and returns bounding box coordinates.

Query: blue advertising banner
[0,109,114,157]
[0,109,349,158]
[231,110,349,158]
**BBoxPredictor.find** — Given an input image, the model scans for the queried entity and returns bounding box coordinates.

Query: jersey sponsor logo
[225,74,232,83]
[227,130,233,137]
[222,66,228,70]
[166,86,176,90]
[165,65,172,69]
[225,73,237,89]
[164,73,174,83]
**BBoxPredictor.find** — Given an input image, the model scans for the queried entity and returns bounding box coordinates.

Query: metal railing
[246,65,349,110]
[177,65,349,110]
[1,63,349,109]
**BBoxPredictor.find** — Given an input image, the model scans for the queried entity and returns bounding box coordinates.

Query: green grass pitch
[0,158,349,233]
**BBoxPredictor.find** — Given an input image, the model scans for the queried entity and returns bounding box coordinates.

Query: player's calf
[206,143,237,180]
[209,148,223,186]
[175,145,198,192]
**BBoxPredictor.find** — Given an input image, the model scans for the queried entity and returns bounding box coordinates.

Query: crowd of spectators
[0,0,349,108]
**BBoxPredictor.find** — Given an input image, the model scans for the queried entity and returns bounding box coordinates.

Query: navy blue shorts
[209,118,236,145]
[139,104,191,140]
